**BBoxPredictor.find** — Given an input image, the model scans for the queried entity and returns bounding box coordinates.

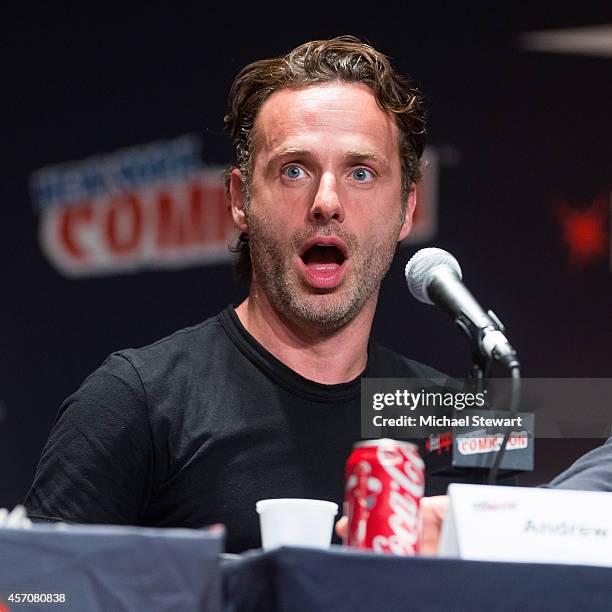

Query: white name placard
[438,484,612,567]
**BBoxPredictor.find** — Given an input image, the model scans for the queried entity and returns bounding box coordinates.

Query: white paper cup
[256,498,338,551]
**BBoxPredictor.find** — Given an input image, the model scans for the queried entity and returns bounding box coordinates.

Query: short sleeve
[24,353,153,525]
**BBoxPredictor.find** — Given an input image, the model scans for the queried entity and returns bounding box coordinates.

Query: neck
[235,286,377,385]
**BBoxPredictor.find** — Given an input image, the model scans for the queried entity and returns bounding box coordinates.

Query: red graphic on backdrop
[554,194,609,267]
[39,176,234,277]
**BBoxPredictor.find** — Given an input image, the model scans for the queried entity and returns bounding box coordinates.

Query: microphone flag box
[424,409,534,475]
[361,378,534,476]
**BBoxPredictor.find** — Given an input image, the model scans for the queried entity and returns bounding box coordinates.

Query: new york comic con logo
[29,135,438,278]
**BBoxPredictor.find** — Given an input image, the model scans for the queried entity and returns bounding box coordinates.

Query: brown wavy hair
[224,35,427,280]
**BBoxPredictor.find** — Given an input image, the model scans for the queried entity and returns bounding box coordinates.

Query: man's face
[233,82,415,332]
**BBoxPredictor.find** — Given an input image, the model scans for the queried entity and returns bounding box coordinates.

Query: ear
[398,183,417,242]
[229,168,249,234]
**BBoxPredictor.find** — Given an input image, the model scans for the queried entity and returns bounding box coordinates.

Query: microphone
[405,248,519,369]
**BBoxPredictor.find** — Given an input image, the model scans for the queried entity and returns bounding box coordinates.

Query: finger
[335,516,347,538]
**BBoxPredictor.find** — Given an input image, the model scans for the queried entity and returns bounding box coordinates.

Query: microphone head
[405,247,463,305]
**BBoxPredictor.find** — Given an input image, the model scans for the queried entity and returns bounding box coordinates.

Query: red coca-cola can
[344,438,425,555]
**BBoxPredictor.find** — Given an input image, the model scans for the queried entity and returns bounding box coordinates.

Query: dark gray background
[2,3,611,506]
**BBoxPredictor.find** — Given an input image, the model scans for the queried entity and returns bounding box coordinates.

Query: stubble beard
[246,211,401,335]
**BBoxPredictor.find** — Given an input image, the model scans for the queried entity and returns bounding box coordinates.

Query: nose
[308,172,345,224]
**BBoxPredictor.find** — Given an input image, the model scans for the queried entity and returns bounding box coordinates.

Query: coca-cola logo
[370,445,425,555]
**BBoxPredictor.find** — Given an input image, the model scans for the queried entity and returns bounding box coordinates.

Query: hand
[0,505,32,529]
[334,495,449,555]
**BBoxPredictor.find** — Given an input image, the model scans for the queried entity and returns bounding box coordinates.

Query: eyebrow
[344,150,390,169]
[268,147,311,160]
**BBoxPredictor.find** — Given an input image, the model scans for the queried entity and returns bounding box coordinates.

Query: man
[25,36,445,552]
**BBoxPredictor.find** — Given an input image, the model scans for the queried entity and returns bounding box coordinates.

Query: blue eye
[283,165,306,179]
[352,168,374,182]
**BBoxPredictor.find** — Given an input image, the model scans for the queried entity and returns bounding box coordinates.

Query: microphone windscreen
[405,247,462,305]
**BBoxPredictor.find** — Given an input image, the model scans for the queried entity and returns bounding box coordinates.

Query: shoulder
[368,341,446,379]
[70,311,229,407]
[549,437,612,492]
[112,311,226,377]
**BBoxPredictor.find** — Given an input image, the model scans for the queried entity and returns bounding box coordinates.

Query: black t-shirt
[25,306,441,553]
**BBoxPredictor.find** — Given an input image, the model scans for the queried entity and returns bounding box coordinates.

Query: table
[2,528,611,611]
[0,524,223,611]
[222,546,612,612]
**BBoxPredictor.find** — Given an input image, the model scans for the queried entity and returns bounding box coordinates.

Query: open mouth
[298,239,349,289]
[300,244,346,267]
